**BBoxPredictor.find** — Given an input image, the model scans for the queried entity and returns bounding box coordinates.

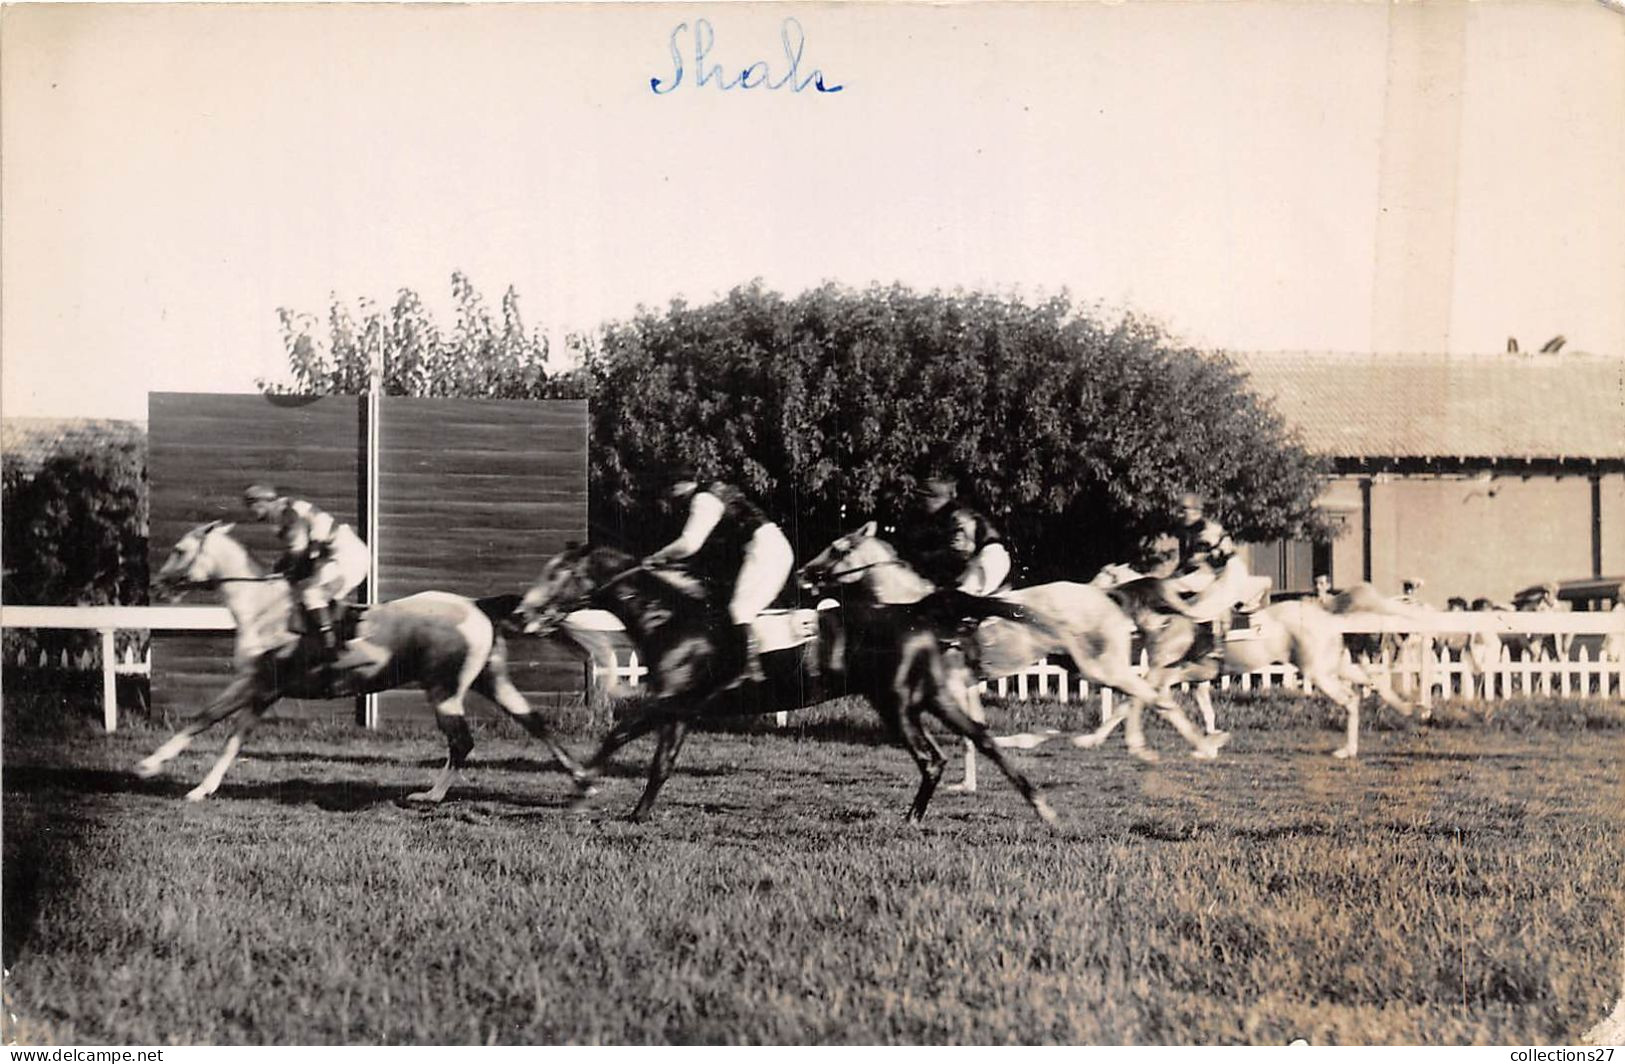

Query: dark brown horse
[515,543,1058,827]
[137,521,581,801]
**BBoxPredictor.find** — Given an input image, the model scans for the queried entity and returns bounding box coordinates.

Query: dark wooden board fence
[147,393,588,724]
[373,397,587,721]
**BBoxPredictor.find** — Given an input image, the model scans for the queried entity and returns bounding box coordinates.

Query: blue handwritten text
[651,18,844,95]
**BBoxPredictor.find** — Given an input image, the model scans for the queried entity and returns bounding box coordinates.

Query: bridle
[522,556,647,631]
[806,553,905,584]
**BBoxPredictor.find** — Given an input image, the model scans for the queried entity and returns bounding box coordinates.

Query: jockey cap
[243,483,279,504]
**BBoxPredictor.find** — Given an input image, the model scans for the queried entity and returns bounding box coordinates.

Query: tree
[581,282,1332,581]
[262,271,587,400]
[2,435,148,607]
[263,278,1333,582]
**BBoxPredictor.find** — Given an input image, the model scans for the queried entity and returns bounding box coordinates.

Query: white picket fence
[590,613,1625,716]
[2,605,234,731]
[7,604,1620,734]
[7,642,150,674]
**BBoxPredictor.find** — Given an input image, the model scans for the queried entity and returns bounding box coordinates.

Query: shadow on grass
[0,763,578,814]
[2,764,192,800]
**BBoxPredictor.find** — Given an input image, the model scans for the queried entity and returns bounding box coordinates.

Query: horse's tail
[473,594,524,623]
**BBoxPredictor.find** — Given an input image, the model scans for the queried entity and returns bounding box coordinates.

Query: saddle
[751,607,824,654]
[286,599,364,641]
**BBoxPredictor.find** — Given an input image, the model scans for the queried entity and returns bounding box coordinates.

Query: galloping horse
[796,523,1230,760]
[515,542,1059,826]
[136,521,581,801]
[1074,577,1418,760]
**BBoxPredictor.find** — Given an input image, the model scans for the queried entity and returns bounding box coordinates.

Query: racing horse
[136,520,582,801]
[1074,576,1420,759]
[515,542,1059,827]
[795,522,1230,760]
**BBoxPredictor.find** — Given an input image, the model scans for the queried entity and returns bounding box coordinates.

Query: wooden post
[359,364,382,729]
[99,628,118,733]
[1417,635,1434,710]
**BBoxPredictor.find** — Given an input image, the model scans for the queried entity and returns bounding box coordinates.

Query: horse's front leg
[184,691,278,802]
[1310,668,1363,759]
[572,705,687,802]
[1194,680,1219,735]
[136,672,256,780]
[888,686,948,824]
[630,721,689,822]
[922,679,1059,829]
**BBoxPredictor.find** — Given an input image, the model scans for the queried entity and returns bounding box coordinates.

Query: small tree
[263,271,587,400]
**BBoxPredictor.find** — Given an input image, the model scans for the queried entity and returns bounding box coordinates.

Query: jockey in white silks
[243,484,370,663]
[894,475,1013,598]
[646,467,794,687]
[1166,493,1270,626]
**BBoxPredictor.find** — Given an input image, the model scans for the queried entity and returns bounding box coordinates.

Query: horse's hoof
[1070,733,1107,750]
[1331,746,1357,760]
[1193,731,1231,760]
[1128,745,1161,764]
[404,790,443,804]
[134,759,162,779]
[944,781,977,794]
[1033,797,1061,830]
[183,787,211,802]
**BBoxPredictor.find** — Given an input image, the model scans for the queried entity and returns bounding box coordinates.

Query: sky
[3,0,1623,422]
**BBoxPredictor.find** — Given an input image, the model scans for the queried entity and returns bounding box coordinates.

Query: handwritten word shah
[651,18,844,95]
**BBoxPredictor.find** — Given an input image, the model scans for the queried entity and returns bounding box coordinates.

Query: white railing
[591,611,1625,716]
[1,605,233,732]
[9,604,1619,734]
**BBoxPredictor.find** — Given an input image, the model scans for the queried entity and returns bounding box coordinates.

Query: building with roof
[1235,352,1625,605]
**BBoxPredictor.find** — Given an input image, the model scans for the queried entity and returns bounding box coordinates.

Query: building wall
[1324,471,1615,604]
[1602,474,1625,576]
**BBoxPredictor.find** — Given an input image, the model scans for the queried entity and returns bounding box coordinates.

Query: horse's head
[517,543,635,634]
[151,521,237,600]
[798,521,894,593]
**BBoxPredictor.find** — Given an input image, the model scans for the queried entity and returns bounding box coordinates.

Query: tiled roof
[1,417,147,477]
[1231,352,1625,461]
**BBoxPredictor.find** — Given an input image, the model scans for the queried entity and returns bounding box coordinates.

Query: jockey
[894,475,1013,597]
[243,484,370,665]
[645,465,794,687]
[1165,492,1267,637]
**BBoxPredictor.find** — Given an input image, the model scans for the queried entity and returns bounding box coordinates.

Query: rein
[819,558,904,582]
[164,574,284,591]
[529,558,650,626]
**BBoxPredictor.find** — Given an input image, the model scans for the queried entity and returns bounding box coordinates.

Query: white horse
[797,522,1230,761]
[1073,576,1420,759]
[136,520,581,801]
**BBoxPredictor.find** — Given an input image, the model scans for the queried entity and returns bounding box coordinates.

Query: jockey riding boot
[735,623,766,685]
[308,604,339,671]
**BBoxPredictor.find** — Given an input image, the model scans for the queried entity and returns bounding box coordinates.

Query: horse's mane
[573,543,710,608]
[193,521,273,579]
